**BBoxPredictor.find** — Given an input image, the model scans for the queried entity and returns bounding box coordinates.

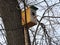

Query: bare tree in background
[27,0,60,45]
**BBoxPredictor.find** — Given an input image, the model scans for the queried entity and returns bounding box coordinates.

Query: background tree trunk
[0,0,25,45]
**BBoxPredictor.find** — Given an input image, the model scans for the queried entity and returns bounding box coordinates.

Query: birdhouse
[21,5,38,28]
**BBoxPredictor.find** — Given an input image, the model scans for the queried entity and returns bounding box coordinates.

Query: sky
[0,17,7,45]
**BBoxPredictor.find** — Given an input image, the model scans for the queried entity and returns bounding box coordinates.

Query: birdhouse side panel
[30,15,37,24]
[30,9,37,24]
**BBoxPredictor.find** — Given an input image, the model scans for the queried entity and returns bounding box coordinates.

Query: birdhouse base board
[23,22,36,28]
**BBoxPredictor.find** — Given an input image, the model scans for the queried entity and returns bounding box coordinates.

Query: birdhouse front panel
[21,7,31,25]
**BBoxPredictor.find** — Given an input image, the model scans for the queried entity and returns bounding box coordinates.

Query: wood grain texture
[0,0,25,45]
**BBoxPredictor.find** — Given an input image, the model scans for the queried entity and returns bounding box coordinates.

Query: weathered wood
[0,0,25,45]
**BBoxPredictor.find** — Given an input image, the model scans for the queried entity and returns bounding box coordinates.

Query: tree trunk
[0,0,25,45]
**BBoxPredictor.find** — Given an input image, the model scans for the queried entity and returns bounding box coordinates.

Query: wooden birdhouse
[21,5,38,28]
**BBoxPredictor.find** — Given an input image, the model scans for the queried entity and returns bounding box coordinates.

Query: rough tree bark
[0,0,25,45]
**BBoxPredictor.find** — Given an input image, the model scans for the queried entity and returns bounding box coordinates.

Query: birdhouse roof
[30,5,38,10]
